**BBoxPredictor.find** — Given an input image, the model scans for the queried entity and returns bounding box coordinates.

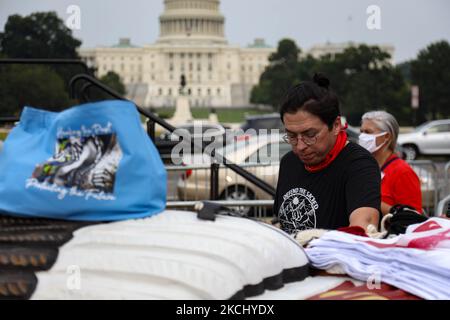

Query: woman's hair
[362,110,399,151]
[279,73,340,129]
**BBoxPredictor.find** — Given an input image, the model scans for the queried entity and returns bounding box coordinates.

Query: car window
[415,122,431,132]
[245,142,291,164]
[256,119,281,130]
[346,127,360,141]
[242,116,284,131]
[426,124,450,134]
[177,125,194,134]
[278,142,292,159]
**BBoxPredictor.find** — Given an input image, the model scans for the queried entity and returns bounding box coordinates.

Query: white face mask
[358,132,388,153]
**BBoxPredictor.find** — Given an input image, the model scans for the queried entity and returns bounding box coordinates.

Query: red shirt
[381,155,422,213]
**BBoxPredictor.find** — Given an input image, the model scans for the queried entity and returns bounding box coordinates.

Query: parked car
[397,120,450,160]
[155,122,227,163]
[240,113,284,133]
[177,133,436,213]
[412,165,437,212]
[177,134,290,213]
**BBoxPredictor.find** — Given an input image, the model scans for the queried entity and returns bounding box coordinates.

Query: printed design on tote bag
[27,123,123,200]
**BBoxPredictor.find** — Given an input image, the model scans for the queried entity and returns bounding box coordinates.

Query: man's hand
[349,207,380,231]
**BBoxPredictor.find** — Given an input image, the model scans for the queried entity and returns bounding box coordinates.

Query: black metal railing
[69,73,276,198]
[0,59,276,199]
[0,117,19,124]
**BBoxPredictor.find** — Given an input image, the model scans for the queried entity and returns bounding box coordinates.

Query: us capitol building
[79,0,394,108]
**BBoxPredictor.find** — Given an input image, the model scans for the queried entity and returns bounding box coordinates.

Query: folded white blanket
[32,210,309,300]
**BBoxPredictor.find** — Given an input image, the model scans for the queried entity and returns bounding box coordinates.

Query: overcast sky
[1,0,449,63]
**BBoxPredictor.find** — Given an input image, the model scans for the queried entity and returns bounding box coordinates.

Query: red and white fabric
[305,218,450,300]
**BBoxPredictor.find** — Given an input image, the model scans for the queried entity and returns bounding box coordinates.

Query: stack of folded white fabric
[32,210,309,300]
[305,218,450,300]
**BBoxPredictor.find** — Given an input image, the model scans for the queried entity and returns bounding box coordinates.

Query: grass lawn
[0,132,8,141]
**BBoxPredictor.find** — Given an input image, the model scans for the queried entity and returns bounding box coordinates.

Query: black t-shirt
[274,142,381,234]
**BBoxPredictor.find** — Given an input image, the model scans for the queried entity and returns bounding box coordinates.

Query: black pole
[146,120,155,142]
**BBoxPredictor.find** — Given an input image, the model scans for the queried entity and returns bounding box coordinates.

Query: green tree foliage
[0,12,83,116]
[0,11,81,59]
[251,39,302,107]
[318,45,409,125]
[83,71,127,102]
[0,65,72,116]
[397,61,412,83]
[252,42,411,125]
[411,40,450,121]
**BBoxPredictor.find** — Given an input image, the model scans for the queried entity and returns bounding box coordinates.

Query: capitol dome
[158,0,227,44]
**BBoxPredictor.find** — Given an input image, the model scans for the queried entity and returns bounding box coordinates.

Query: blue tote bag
[0,100,167,221]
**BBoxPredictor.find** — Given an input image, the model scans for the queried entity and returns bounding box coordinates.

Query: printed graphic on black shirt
[31,133,122,195]
[279,187,319,234]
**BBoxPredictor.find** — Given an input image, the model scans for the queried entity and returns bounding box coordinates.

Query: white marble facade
[79,0,395,108]
[80,0,274,108]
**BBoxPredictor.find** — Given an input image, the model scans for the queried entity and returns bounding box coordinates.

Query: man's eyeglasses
[282,131,321,146]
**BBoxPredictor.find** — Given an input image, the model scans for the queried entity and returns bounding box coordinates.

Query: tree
[314,45,409,125]
[100,71,126,96]
[251,39,303,108]
[0,11,81,59]
[397,61,412,83]
[411,40,450,121]
[251,42,413,125]
[0,12,84,115]
[79,71,127,102]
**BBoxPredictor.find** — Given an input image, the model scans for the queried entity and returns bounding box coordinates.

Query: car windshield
[414,122,431,132]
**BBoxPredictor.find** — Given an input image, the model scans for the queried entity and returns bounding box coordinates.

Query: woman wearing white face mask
[359,111,422,216]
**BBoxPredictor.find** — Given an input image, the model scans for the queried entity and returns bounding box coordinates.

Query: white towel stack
[305,218,450,300]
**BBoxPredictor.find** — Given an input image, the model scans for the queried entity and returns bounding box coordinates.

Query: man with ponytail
[274,73,381,235]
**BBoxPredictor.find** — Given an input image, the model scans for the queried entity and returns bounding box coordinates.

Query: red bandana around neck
[304,129,348,173]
